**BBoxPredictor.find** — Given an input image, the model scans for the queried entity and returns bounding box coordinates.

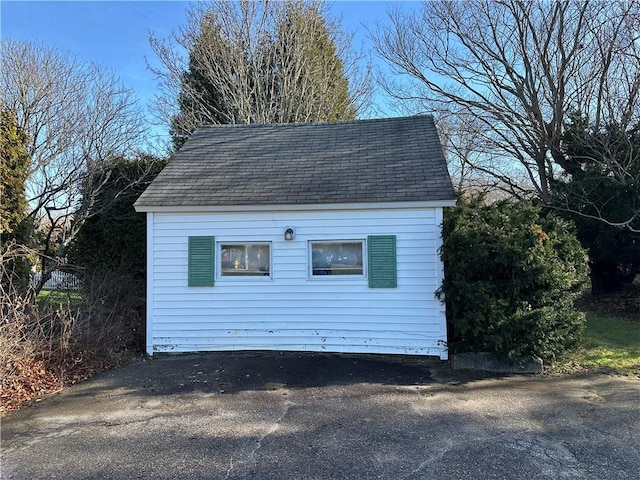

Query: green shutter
[188,236,215,287]
[368,235,397,288]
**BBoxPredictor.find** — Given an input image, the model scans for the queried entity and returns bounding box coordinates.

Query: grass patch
[556,312,640,376]
[37,289,83,310]
[263,382,287,391]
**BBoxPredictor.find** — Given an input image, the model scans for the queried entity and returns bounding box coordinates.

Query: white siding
[147,206,448,358]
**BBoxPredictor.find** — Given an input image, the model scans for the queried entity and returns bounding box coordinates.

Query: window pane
[311,242,363,276]
[221,244,270,276]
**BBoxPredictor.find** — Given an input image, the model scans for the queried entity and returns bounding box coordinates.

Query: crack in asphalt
[249,399,294,460]
[512,435,583,479]
[223,457,234,480]
[3,414,162,451]
[224,394,295,479]
[402,429,587,479]
[403,437,456,478]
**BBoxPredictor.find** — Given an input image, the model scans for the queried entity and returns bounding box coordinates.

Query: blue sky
[1,1,413,147]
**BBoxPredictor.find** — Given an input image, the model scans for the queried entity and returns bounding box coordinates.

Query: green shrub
[67,155,167,353]
[68,155,166,284]
[438,195,589,363]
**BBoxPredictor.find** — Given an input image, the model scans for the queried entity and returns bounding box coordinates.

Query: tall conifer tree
[152,0,362,150]
[0,109,33,293]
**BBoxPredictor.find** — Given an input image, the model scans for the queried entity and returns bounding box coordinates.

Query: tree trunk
[590,258,622,295]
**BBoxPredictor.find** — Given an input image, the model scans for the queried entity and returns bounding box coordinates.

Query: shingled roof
[135,115,455,209]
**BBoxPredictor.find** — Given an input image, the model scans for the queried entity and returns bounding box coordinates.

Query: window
[220,243,271,277]
[310,241,364,276]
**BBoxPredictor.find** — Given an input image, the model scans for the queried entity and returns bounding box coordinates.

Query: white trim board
[135,200,457,213]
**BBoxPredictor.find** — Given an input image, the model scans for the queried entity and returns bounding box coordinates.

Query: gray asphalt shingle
[135,115,455,208]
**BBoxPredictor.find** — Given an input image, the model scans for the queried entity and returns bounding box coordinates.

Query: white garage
[135,115,456,358]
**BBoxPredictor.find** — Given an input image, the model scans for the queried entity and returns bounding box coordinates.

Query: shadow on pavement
[55,351,498,402]
[3,351,639,480]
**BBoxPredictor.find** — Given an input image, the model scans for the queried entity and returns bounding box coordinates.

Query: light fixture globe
[284,227,295,241]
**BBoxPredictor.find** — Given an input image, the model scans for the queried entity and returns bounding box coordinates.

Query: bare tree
[432,108,527,194]
[0,40,149,290]
[149,0,371,148]
[372,0,640,213]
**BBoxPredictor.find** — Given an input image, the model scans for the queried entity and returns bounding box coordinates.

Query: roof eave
[134,199,457,213]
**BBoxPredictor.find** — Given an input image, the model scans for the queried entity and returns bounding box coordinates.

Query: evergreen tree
[0,109,29,236]
[553,115,640,294]
[274,1,356,123]
[68,154,167,283]
[170,16,232,150]
[153,0,361,150]
[0,109,34,293]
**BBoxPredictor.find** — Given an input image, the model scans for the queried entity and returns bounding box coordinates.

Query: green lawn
[558,312,640,376]
[37,289,83,310]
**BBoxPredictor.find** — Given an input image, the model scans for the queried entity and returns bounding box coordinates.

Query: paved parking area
[2,352,639,479]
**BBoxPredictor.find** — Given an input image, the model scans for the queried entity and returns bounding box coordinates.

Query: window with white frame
[220,243,271,277]
[310,241,364,276]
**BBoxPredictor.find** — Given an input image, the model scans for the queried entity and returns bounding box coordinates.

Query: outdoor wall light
[284,227,295,241]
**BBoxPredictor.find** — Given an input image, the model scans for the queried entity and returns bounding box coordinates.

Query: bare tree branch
[372,0,640,228]
[148,0,372,148]
[1,40,150,291]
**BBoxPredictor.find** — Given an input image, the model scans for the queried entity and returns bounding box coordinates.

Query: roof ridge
[196,114,434,130]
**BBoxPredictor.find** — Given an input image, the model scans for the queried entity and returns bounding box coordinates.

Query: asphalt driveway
[2,352,639,479]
